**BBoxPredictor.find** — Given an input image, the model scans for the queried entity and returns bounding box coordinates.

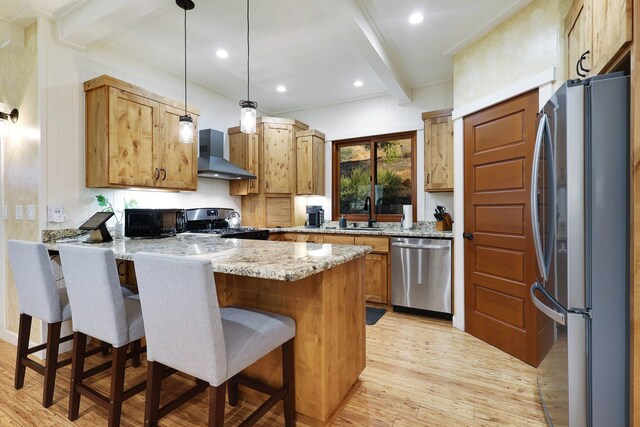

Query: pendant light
[177,0,194,144]
[240,0,257,134]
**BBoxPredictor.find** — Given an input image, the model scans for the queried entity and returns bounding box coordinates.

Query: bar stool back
[7,240,73,407]
[134,252,296,427]
[58,244,145,427]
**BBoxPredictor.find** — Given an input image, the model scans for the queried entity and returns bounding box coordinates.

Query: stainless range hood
[197,128,256,180]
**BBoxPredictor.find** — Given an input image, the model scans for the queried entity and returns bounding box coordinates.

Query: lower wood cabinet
[364,253,388,304]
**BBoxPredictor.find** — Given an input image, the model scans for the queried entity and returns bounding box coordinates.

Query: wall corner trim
[452,67,556,120]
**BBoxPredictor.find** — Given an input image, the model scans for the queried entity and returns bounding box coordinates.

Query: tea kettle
[226,211,241,229]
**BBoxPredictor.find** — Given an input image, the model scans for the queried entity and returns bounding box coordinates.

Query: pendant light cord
[246,0,250,101]
[184,6,188,116]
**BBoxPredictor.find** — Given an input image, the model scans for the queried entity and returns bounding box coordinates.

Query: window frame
[331,131,417,222]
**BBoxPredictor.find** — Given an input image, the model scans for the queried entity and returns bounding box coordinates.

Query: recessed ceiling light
[276,85,287,93]
[353,80,364,87]
[409,12,424,25]
[216,49,229,59]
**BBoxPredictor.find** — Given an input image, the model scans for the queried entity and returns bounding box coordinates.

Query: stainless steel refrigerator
[530,73,629,426]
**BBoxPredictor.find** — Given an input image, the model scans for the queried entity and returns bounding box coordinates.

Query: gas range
[184,208,269,240]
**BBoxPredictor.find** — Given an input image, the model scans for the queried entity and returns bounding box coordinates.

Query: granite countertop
[269,221,454,239]
[43,231,371,282]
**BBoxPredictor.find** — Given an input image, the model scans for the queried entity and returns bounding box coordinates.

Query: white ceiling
[1,0,532,114]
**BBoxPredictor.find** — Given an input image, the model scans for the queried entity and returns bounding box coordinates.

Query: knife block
[436,213,453,231]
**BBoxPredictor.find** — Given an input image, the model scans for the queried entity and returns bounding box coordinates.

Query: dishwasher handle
[391,242,449,250]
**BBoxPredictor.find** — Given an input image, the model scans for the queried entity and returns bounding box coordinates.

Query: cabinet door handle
[154,168,160,180]
[427,173,430,184]
[161,168,167,181]
[308,180,312,190]
[266,181,269,189]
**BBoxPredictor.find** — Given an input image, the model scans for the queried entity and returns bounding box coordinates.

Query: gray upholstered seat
[133,252,296,426]
[8,240,70,324]
[58,244,146,426]
[58,244,145,347]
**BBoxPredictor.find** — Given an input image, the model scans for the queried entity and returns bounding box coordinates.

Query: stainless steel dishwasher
[390,237,452,315]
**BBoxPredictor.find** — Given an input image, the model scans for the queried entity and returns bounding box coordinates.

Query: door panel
[464,89,549,366]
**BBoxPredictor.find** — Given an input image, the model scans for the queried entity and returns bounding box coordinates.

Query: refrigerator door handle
[530,281,567,325]
[531,114,548,281]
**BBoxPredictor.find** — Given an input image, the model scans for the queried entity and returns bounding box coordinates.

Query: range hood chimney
[197,128,256,180]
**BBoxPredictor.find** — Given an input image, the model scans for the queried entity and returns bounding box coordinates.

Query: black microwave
[124,209,186,238]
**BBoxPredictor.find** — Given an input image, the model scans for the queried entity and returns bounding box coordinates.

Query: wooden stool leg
[228,376,239,406]
[108,346,128,427]
[14,313,32,390]
[100,340,110,356]
[131,339,142,368]
[43,321,62,408]
[208,382,226,427]
[144,361,163,427]
[282,339,296,427]
[69,332,87,421]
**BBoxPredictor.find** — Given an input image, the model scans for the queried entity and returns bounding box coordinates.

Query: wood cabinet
[363,254,388,304]
[423,109,454,192]
[296,130,325,195]
[85,75,199,191]
[263,122,296,194]
[229,127,259,196]
[565,0,632,79]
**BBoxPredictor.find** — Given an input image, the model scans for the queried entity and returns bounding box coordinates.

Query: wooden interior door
[463,89,550,367]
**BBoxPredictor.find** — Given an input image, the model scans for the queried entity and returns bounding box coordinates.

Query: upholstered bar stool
[133,252,296,427]
[58,244,146,427]
[6,240,116,407]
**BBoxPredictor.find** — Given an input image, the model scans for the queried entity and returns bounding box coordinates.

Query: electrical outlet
[47,205,66,223]
[27,205,35,221]
[2,205,7,220]
[15,205,22,220]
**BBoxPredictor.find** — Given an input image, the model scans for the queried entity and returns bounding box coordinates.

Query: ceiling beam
[54,0,169,49]
[317,0,412,104]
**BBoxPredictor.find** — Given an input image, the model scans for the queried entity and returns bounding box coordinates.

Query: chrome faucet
[363,196,377,228]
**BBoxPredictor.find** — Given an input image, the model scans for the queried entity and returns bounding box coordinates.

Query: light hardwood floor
[0,311,547,426]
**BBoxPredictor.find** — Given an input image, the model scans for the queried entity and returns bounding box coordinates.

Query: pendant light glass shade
[179,114,194,144]
[240,100,257,134]
[177,0,194,143]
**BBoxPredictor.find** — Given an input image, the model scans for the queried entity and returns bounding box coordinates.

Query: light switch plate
[15,205,22,220]
[27,205,35,221]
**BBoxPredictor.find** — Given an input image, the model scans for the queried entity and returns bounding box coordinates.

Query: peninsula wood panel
[423,109,454,192]
[264,123,295,194]
[464,89,550,367]
[214,257,366,423]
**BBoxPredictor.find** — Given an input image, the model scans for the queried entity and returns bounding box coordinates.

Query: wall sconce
[0,105,19,137]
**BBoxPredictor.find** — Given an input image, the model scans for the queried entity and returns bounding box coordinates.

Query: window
[332,131,416,221]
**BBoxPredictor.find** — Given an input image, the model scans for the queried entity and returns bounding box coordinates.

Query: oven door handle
[391,243,449,250]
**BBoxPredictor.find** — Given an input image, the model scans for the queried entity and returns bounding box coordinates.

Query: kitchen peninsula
[44,233,370,424]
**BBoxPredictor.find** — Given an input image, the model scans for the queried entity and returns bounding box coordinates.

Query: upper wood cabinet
[423,109,454,192]
[84,75,199,191]
[296,130,325,196]
[228,127,259,196]
[565,0,632,79]
[263,122,296,193]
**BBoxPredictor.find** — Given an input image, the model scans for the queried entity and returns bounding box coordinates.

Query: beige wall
[453,0,572,108]
[0,23,40,335]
